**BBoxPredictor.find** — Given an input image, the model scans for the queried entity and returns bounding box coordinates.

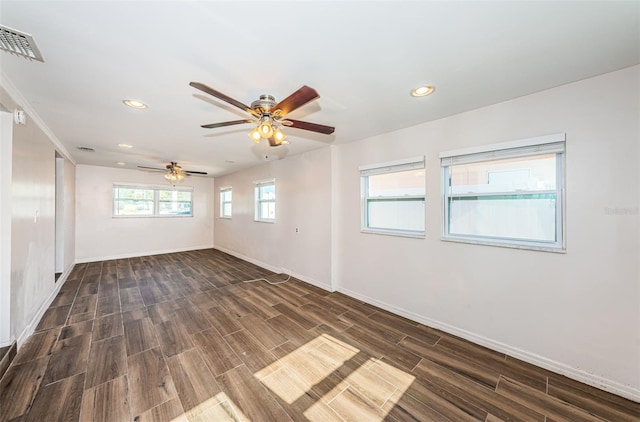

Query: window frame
[440,133,566,252]
[254,179,276,223]
[113,183,194,218]
[219,187,232,219]
[359,156,426,238]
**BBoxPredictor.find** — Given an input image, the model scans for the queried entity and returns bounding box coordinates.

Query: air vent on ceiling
[0,25,44,62]
[76,146,95,152]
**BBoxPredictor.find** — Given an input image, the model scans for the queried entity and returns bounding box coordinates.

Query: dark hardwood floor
[0,249,637,421]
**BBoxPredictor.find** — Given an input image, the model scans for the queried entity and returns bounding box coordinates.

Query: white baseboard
[16,263,74,349]
[281,267,333,292]
[337,286,640,403]
[214,246,281,273]
[0,338,13,348]
[75,244,214,263]
[214,246,333,292]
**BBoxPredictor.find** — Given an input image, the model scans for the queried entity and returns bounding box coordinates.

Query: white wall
[213,66,639,400]
[0,110,14,346]
[1,85,77,347]
[333,66,639,399]
[75,165,215,262]
[214,147,332,289]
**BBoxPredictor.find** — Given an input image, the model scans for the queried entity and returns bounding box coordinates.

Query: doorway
[0,110,13,346]
[54,151,64,281]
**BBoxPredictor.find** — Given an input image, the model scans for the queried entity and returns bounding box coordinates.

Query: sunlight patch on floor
[258,334,358,404]
[256,333,416,421]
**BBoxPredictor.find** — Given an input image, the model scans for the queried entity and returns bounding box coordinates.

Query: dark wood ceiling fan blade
[137,165,166,171]
[273,86,319,116]
[189,82,259,117]
[201,119,253,129]
[184,170,208,175]
[285,118,335,134]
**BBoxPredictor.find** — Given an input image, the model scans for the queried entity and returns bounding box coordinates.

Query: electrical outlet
[295,227,299,233]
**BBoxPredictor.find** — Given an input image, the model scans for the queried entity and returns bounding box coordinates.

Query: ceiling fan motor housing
[251,94,277,114]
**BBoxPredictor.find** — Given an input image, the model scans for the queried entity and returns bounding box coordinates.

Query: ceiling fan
[137,161,207,184]
[189,82,335,147]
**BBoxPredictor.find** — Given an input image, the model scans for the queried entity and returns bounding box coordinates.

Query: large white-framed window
[254,179,275,222]
[220,187,232,218]
[441,133,565,251]
[113,184,193,217]
[360,156,425,238]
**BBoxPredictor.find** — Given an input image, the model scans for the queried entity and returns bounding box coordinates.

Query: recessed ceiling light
[123,99,148,109]
[411,85,435,97]
[224,160,235,164]
[117,162,126,166]
[117,143,133,148]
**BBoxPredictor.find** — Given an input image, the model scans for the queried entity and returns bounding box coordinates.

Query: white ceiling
[1,1,638,177]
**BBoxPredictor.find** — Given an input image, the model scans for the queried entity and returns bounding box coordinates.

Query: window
[254,179,275,222]
[360,157,425,237]
[441,134,565,251]
[220,187,232,218]
[113,184,193,217]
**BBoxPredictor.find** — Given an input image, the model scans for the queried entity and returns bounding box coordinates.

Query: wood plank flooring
[0,249,638,421]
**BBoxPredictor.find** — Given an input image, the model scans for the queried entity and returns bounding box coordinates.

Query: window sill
[254,219,275,224]
[219,216,232,219]
[441,236,566,253]
[361,228,425,239]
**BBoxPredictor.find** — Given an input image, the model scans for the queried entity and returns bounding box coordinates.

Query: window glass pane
[114,186,192,217]
[450,154,556,194]
[177,191,192,201]
[158,190,173,200]
[259,184,275,200]
[448,194,557,242]
[158,190,191,201]
[220,190,232,217]
[362,166,425,235]
[116,188,154,200]
[255,182,275,221]
[259,201,275,220]
[368,199,424,232]
[114,199,154,216]
[442,140,564,249]
[368,169,425,197]
[159,201,192,215]
[114,187,155,216]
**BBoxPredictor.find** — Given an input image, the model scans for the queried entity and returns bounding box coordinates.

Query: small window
[360,157,425,237]
[220,187,232,218]
[441,134,565,251]
[254,179,275,222]
[113,184,193,217]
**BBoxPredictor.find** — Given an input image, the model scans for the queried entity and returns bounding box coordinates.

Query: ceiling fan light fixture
[164,171,185,184]
[258,118,273,138]
[273,128,287,143]
[411,85,435,97]
[249,127,262,143]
